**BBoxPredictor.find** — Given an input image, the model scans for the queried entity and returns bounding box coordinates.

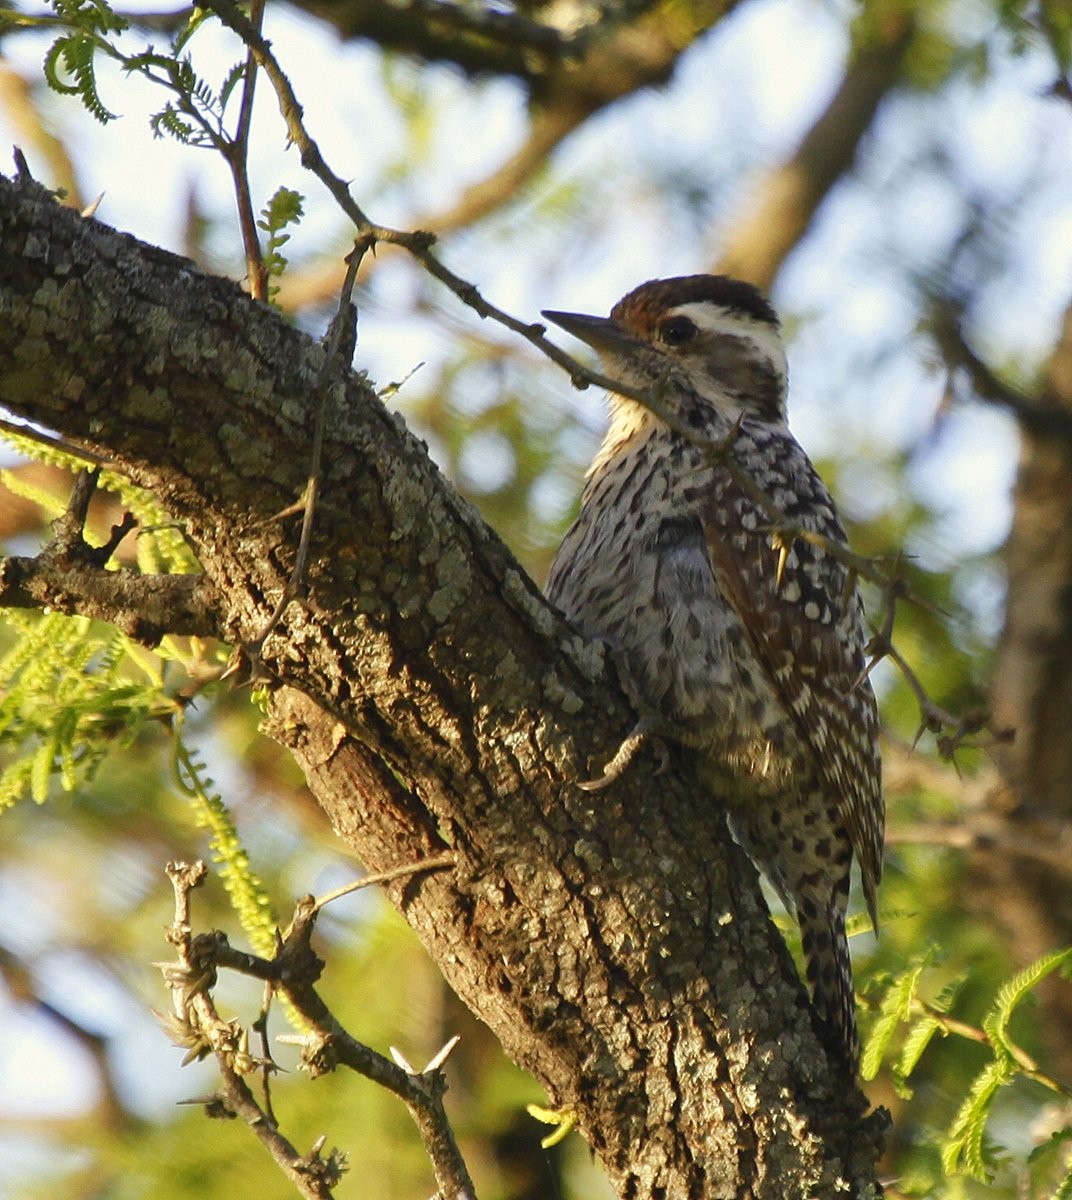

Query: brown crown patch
[611,275,779,338]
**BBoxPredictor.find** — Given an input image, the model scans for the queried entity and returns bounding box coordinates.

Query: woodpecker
[542,274,883,1068]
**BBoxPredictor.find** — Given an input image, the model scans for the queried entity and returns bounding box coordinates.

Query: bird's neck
[586,396,661,480]
[589,383,757,481]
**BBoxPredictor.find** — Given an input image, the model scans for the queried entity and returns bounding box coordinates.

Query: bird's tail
[798,879,858,1071]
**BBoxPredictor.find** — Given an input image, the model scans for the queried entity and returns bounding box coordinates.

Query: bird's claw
[577,717,661,791]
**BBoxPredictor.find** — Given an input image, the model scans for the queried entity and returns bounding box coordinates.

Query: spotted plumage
[543,275,883,1068]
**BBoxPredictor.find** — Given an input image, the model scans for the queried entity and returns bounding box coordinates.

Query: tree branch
[0,554,216,642]
[161,862,345,1200]
[299,0,577,85]
[162,860,480,1199]
[929,302,1072,438]
[277,892,477,1200]
[0,462,216,640]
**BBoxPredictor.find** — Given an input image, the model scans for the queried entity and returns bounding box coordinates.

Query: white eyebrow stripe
[666,302,788,384]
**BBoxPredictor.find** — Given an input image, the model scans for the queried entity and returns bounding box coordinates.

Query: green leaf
[42,29,119,122]
[860,953,931,1080]
[941,1058,1013,1181]
[1027,1125,1072,1165]
[931,971,967,1015]
[0,760,35,812]
[0,611,180,809]
[172,730,277,959]
[49,0,127,36]
[30,735,56,803]
[258,187,306,300]
[43,37,82,95]
[172,5,212,54]
[1058,1166,1072,1200]
[150,103,197,144]
[983,947,1072,1063]
[892,1013,941,1099]
[217,62,247,112]
[0,427,200,577]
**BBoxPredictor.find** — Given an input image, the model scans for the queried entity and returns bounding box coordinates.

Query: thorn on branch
[294,1139,348,1190]
[310,852,457,912]
[881,641,1011,761]
[178,1093,239,1120]
[12,145,33,183]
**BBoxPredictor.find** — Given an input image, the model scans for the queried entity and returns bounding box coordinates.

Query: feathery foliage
[864,945,1072,1188]
[258,187,306,302]
[40,0,126,124]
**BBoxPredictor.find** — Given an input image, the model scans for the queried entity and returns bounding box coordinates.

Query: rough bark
[0,172,884,1197]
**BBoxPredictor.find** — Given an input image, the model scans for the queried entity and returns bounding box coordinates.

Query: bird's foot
[526,1103,578,1148]
[577,714,664,791]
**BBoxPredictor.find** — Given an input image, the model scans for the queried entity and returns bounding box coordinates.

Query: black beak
[541,309,637,355]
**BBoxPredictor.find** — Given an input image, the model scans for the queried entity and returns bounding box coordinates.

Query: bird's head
[543,275,788,429]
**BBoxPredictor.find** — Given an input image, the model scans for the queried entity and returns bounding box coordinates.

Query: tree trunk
[0,172,884,1198]
[981,304,1072,1078]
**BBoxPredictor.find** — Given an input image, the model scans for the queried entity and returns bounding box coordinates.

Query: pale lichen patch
[382,460,421,540]
[427,541,472,624]
[503,568,555,635]
[542,670,584,714]
[125,384,171,422]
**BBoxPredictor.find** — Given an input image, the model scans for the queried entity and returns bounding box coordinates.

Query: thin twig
[913,996,1072,1100]
[50,468,99,546]
[161,862,343,1199]
[160,861,477,1200]
[883,642,999,756]
[203,0,375,231]
[198,0,679,395]
[887,812,1072,878]
[0,415,111,465]
[248,238,366,653]
[226,0,269,300]
[311,851,457,912]
[275,897,478,1200]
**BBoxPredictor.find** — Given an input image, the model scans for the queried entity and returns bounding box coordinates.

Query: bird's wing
[701,450,883,926]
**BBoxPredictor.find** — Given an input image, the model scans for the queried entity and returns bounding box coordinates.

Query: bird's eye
[658,316,698,346]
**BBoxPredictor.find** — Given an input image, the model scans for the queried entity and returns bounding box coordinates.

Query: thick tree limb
[968,299,1072,1078]
[300,0,576,84]
[979,300,1072,814]
[0,172,884,1197]
[932,306,1072,438]
[280,1,905,315]
[296,0,713,91]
